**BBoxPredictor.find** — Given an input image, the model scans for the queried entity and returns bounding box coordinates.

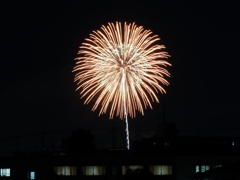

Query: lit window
[82,166,106,175]
[149,165,172,175]
[30,171,35,179]
[213,165,222,168]
[53,166,77,176]
[232,141,235,146]
[196,165,209,173]
[122,165,143,175]
[0,168,10,177]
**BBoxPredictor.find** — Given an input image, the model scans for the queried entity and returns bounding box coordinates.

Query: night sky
[1,1,240,155]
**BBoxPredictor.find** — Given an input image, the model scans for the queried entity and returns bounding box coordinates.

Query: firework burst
[73,22,171,149]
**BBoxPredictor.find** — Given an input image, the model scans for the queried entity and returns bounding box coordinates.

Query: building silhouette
[1,124,240,180]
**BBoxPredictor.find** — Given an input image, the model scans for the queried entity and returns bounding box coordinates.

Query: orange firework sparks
[73,22,171,120]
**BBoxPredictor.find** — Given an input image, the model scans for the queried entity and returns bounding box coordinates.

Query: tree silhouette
[62,129,97,155]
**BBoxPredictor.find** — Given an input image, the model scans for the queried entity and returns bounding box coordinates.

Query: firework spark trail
[73,22,171,149]
[122,68,130,149]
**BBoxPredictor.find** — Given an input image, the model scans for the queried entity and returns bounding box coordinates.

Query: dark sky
[1,1,240,155]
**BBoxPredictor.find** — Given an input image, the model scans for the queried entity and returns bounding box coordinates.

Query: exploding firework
[73,22,171,149]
